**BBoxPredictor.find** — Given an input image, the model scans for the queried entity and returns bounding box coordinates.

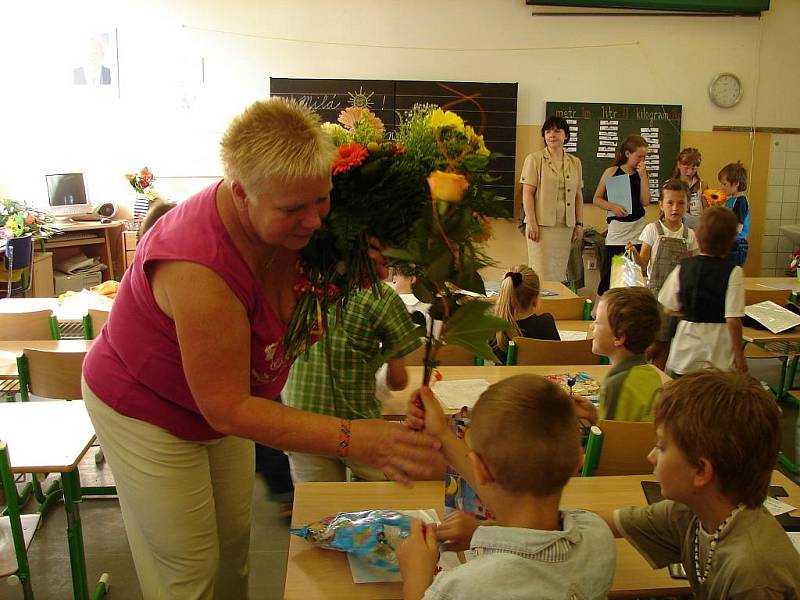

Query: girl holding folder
[593,134,651,297]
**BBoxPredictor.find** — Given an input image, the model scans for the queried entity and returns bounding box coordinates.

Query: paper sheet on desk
[431,379,490,410]
[757,283,800,292]
[763,496,797,517]
[0,351,18,376]
[787,532,800,553]
[347,509,464,583]
[558,330,588,341]
[744,301,800,334]
[55,289,113,320]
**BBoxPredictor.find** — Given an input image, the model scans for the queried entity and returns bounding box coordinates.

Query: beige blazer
[520,148,583,227]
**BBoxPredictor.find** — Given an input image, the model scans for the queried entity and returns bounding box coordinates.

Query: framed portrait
[71,29,119,95]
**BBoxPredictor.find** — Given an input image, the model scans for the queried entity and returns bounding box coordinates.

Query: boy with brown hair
[658,206,747,376]
[718,161,750,266]
[574,286,663,423]
[612,370,800,598]
[399,375,615,600]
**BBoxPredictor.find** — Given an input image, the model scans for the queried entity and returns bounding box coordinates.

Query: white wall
[1,0,798,209]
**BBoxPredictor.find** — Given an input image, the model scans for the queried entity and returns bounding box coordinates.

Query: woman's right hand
[349,419,444,483]
[526,222,540,242]
[609,203,628,218]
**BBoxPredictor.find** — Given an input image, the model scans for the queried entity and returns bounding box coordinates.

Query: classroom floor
[2,357,798,600]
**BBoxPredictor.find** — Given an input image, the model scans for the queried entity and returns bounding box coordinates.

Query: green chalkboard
[545,102,682,203]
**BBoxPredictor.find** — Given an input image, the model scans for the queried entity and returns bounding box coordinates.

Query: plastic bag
[610,249,645,289]
[289,510,411,571]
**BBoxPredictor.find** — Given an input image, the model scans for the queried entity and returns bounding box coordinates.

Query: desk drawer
[123,231,138,251]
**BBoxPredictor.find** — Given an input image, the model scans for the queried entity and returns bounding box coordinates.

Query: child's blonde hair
[471,374,579,496]
[655,369,781,508]
[494,265,541,351]
[220,98,335,197]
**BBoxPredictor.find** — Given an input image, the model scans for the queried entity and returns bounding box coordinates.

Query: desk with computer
[41,172,122,291]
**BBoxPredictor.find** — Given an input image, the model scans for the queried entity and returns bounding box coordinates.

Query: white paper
[763,496,797,516]
[787,531,800,553]
[605,174,633,217]
[744,301,800,334]
[431,379,491,410]
[757,282,800,292]
[558,329,588,341]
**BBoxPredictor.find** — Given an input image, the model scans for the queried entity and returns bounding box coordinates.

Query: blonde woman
[492,265,560,363]
[521,116,584,282]
[81,98,441,597]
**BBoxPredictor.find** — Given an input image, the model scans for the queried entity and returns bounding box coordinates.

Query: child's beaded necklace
[693,504,745,584]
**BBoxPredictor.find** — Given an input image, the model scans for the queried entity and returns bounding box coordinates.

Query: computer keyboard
[52,230,98,241]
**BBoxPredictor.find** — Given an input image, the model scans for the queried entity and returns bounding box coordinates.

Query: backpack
[648,221,689,293]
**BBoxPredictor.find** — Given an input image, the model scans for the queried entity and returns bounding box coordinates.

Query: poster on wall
[70,29,119,97]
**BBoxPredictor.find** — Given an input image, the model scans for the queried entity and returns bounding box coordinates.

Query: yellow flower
[427,170,469,203]
[465,125,490,156]
[429,108,465,132]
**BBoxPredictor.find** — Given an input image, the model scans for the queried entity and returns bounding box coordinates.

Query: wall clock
[709,72,743,108]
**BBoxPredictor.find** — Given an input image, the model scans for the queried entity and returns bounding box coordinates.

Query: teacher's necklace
[693,504,744,584]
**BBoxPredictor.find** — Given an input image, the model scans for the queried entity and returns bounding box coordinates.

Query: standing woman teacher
[81,98,441,599]
[520,115,584,282]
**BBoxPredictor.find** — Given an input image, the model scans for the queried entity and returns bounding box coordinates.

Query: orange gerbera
[332,143,368,175]
[703,188,728,206]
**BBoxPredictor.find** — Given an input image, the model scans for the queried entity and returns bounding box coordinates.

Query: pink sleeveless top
[83,181,292,440]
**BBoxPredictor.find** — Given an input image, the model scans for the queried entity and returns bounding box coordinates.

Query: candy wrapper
[289,510,411,572]
[444,408,494,520]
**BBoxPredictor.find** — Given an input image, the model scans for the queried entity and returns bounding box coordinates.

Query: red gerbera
[332,143,368,175]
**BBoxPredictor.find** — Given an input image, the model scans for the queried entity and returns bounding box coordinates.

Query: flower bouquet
[282,107,432,360]
[126,167,155,195]
[703,188,728,207]
[283,104,510,384]
[1,198,57,240]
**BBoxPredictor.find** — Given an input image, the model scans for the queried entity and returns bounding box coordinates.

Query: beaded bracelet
[337,419,352,458]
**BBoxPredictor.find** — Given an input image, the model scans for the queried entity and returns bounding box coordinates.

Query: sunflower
[703,188,728,206]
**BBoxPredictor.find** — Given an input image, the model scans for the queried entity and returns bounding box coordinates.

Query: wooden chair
[0,310,59,341]
[581,419,656,476]
[17,349,85,402]
[82,308,111,340]
[403,343,480,366]
[535,296,589,320]
[745,288,791,307]
[16,348,113,487]
[508,336,599,366]
[0,439,41,595]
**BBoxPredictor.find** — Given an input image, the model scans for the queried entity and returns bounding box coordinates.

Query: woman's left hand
[572,225,584,242]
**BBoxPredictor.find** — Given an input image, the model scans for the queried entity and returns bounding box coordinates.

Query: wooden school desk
[284,472,800,600]
[540,280,578,299]
[46,220,122,282]
[381,364,671,419]
[0,400,109,599]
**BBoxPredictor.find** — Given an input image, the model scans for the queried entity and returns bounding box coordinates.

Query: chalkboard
[270,78,518,208]
[545,102,682,203]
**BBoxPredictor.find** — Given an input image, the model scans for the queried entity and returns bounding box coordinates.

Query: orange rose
[427,170,469,204]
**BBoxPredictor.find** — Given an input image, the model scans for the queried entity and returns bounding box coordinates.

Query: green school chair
[581,419,656,477]
[15,349,114,496]
[0,311,59,403]
[506,337,599,366]
[81,308,110,340]
[0,440,42,598]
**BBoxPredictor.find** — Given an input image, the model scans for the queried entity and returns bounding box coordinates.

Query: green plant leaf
[412,279,435,303]
[426,250,453,286]
[382,247,417,262]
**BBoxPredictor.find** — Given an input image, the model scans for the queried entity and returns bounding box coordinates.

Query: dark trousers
[597,244,640,297]
[255,443,294,501]
[728,238,749,268]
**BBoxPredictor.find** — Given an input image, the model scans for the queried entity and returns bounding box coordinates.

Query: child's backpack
[648,221,689,293]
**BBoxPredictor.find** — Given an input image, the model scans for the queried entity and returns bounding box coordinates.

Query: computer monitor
[44,172,92,220]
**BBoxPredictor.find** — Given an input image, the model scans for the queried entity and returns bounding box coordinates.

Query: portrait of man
[73,34,113,87]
